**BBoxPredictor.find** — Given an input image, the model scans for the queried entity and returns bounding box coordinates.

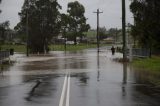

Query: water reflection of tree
[132,68,160,84]
[0,66,4,76]
[132,67,160,100]
[22,59,59,71]
[78,73,89,84]
[0,65,11,76]
[68,58,87,69]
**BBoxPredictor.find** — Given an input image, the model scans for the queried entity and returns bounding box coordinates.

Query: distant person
[111,46,115,55]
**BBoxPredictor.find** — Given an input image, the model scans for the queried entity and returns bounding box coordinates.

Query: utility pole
[26,0,29,57]
[122,0,127,61]
[93,9,103,52]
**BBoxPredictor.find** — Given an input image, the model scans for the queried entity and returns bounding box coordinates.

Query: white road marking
[59,73,71,106]
[59,74,68,106]
[66,74,70,106]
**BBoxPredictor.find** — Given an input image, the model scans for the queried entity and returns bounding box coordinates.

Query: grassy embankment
[132,56,160,73]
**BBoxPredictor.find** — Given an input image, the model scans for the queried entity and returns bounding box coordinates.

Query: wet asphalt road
[0,48,160,106]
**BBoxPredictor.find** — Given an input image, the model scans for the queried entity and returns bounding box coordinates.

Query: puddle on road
[0,50,160,106]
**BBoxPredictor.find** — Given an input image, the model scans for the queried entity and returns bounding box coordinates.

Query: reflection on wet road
[0,49,160,106]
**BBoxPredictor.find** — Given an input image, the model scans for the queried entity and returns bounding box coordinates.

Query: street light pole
[93,9,103,52]
[122,0,127,60]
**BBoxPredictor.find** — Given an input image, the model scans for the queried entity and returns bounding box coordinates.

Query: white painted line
[66,74,70,106]
[59,75,68,106]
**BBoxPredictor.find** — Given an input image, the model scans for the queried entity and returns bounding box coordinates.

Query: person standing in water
[111,46,115,55]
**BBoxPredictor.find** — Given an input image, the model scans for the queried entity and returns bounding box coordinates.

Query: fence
[127,48,150,58]
[0,51,10,64]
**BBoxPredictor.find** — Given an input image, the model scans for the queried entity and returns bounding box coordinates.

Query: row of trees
[130,0,160,53]
[98,27,121,41]
[15,0,90,53]
[86,27,122,45]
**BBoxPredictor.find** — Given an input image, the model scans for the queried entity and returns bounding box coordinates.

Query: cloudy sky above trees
[0,0,133,29]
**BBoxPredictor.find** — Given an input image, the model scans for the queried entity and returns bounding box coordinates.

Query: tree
[16,0,61,53]
[99,27,107,40]
[0,21,10,45]
[130,0,160,53]
[14,22,27,43]
[0,0,9,49]
[67,1,90,44]
[107,28,119,38]
[60,13,70,40]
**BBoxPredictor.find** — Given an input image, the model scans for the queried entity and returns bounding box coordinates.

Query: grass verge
[49,44,97,51]
[132,56,160,72]
[132,56,160,87]
[1,45,26,53]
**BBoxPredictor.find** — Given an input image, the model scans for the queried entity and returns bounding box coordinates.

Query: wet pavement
[0,48,160,106]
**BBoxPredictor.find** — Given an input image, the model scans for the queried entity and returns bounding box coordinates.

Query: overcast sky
[0,0,133,29]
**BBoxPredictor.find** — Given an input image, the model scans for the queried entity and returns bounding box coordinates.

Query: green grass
[1,45,26,53]
[1,44,98,53]
[132,56,160,72]
[49,44,97,51]
[1,43,110,53]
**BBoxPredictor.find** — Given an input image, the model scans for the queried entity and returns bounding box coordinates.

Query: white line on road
[59,74,68,106]
[66,74,70,106]
[59,73,71,106]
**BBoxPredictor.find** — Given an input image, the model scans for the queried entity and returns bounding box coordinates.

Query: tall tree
[16,0,61,53]
[0,21,10,45]
[0,0,11,50]
[130,0,160,53]
[67,1,90,44]
[60,13,70,40]
[99,27,107,40]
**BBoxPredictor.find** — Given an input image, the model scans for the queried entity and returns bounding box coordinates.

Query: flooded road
[0,48,160,106]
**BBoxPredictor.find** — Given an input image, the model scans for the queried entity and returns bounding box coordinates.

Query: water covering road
[0,48,160,106]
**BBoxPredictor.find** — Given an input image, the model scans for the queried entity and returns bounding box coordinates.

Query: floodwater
[0,48,160,106]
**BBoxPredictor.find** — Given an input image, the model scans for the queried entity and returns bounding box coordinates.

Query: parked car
[66,41,74,44]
